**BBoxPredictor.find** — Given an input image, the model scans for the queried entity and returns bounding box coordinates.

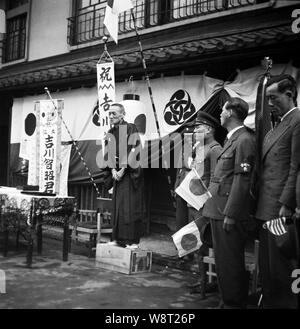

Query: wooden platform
[95,244,152,275]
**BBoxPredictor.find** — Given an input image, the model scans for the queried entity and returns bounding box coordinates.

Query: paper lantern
[121,93,147,145]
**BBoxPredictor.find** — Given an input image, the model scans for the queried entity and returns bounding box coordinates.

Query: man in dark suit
[255,75,300,308]
[202,97,256,308]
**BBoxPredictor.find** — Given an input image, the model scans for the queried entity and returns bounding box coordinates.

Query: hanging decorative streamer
[96,40,115,140]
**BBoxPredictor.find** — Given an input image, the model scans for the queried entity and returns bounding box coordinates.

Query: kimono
[104,120,146,244]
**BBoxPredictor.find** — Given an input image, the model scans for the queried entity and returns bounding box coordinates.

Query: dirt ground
[0,237,220,309]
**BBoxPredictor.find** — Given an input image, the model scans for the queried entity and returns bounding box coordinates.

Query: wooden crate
[95,244,152,275]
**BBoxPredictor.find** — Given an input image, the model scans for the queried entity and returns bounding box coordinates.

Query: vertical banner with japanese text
[96,62,115,140]
[37,100,62,194]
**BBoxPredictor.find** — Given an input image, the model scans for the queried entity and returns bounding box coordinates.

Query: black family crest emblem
[163,90,196,126]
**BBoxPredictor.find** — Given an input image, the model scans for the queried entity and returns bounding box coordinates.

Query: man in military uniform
[174,112,223,229]
[255,75,300,308]
[202,97,256,308]
[174,112,223,297]
[189,112,224,296]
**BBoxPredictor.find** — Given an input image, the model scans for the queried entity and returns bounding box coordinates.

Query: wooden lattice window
[4,13,27,62]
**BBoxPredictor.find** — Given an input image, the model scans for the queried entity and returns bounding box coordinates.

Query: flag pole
[130,9,176,204]
[130,10,161,138]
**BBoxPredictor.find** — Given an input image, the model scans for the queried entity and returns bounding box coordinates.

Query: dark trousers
[259,226,298,309]
[210,218,249,308]
[175,195,189,231]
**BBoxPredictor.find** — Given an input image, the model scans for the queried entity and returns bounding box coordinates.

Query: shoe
[125,244,139,250]
[107,240,118,246]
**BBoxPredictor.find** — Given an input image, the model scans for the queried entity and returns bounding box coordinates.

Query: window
[171,0,258,20]
[70,0,106,44]
[2,0,30,64]
[67,0,266,46]
[8,0,28,10]
[4,14,26,62]
[68,0,160,45]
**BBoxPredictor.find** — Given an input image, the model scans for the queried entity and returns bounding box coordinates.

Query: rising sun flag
[103,0,133,44]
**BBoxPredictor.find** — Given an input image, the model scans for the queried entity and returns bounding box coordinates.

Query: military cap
[195,111,220,129]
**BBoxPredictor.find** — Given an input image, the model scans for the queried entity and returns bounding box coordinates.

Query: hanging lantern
[120,78,148,146]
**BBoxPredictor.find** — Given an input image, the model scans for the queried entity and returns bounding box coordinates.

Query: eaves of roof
[0,24,298,93]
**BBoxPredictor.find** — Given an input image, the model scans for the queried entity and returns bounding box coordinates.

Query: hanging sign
[96,62,115,139]
[36,100,62,194]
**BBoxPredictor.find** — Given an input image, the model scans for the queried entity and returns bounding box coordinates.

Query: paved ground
[0,238,220,309]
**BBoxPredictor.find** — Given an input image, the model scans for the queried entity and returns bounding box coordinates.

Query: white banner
[97,62,115,139]
[117,75,223,139]
[11,66,299,147]
[59,143,72,196]
[38,100,62,194]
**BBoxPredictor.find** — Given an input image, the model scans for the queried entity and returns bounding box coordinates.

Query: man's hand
[279,204,293,219]
[112,169,119,181]
[117,168,125,180]
[223,216,235,232]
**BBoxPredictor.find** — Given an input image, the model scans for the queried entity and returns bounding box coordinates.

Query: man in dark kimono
[202,97,256,308]
[105,103,146,249]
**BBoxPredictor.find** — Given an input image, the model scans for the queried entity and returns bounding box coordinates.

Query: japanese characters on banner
[34,100,62,194]
[96,62,115,139]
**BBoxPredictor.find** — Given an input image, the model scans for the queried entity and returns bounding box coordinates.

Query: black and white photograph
[0,0,300,316]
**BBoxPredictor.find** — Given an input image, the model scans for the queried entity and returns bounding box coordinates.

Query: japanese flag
[104,0,133,44]
[175,169,212,211]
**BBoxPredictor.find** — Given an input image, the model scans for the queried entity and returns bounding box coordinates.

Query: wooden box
[95,244,152,275]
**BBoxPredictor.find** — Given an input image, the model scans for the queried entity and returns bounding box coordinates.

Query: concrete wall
[28,0,71,61]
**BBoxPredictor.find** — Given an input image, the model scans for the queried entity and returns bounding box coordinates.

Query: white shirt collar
[226,125,244,140]
[280,107,298,122]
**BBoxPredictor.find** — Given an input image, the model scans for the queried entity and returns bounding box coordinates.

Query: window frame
[1,0,31,67]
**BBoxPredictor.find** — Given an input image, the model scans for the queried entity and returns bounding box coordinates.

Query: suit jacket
[255,108,300,221]
[202,127,256,221]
